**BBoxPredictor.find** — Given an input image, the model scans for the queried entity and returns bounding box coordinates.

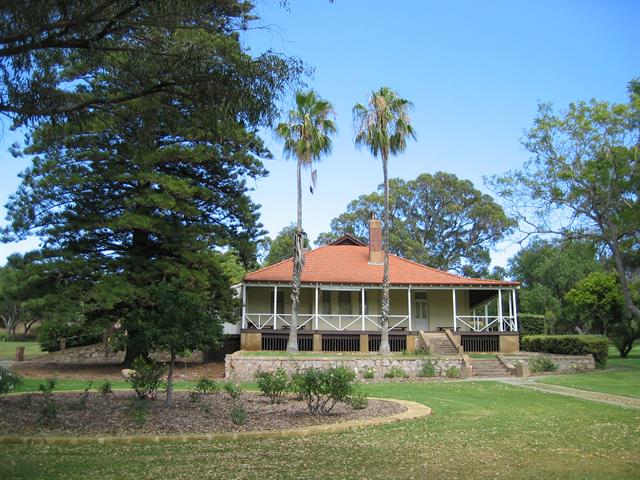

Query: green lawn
[0,341,42,360]
[1,380,639,479]
[538,344,640,398]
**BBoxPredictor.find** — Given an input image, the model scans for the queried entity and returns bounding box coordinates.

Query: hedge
[521,335,608,367]
[518,314,546,337]
[38,320,104,352]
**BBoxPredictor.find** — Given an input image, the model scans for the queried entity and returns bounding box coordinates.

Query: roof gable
[329,233,366,246]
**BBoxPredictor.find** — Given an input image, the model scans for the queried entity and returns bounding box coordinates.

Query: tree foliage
[0,1,302,128]
[488,79,640,323]
[2,0,300,364]
[317,172,514,276]
[263,224,310,266]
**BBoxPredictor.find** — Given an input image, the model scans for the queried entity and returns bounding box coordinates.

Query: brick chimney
[369,215,383,264]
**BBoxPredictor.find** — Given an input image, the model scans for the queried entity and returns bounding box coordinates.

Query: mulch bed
[0,391,405,437]
[13,362,225,381]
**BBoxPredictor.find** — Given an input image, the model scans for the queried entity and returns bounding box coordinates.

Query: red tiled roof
[244,244,518,287]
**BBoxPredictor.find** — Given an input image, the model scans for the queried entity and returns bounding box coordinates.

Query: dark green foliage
[263,224,310,266]
[37,319,103,352]
[445,366,461,378]
[127,357,165,400]
[346,392,369,410]
[0,366,22,396]
[129,398,150,427]
[99,381,113,396]
[316,172,514,276]
[522,335,609,367]
[37,379,57,425]
[383,366,409,379]
[291,366,357,415]
[529,356,559,373]
[362,367,375,379]
[255,368,290,404]
[190,378,218,403]
[418,361,437,378]
[230,402,248,426]
[223,382,243,401]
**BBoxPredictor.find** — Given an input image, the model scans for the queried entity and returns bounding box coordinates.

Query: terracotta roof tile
[244,244,518,287]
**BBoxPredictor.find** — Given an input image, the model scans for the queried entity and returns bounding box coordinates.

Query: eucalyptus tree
[353,87,416,355]
[275,90,336,352]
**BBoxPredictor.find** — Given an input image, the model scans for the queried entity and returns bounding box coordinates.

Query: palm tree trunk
[287,159,303,352]
[380,153,391,355]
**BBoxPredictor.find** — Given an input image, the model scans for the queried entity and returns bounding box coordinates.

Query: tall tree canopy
[2,0,300,364]
[0,1,301,128]
[275,89,336,352]
[263,224,310,267]
[353,86,415,355]
[317,172,514,277]
[489,79,640,323]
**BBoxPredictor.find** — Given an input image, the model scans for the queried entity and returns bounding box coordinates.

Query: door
[413,291,428,331]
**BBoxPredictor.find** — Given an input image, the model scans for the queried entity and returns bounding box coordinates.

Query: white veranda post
[512,288,519,331]
[452,289,457,331]
[273,285,278,330]
[498,289,503,332]
[361,288,366,331]
[407,287,412,332]
[242,284,247,329]
[314,287,319,330]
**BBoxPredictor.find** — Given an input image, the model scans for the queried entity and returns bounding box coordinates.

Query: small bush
[384,366,409,379]
[223,381,242,400]
[0,366,22,396]
[362,367,375,380]
[291,366,356,416]
[99,381,113,396]
[255,368,289,404]
[129,397,150,427]
[127,356,165,400]
[230,402,247,426]
[347,392,369,410]
[529,356,559,373]
[0,331,7,342]
[522,335,608,367]
[38,379,57,425]
[445,366,461,378]
[418,361,437,378]
[195,378,218,395]
[38,319,103,352]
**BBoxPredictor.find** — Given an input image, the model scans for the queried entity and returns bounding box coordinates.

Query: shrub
[255,368,289,404]
[291,366,356,415]
[230,402,247,426]
[347,392,369,410]
[0,331,7,342]
[0,366,22,397]
[38,379,57,425]
[194,378,218,395]
[384,366,409,379]
[127,356,165,400]
[522,335,608,367]
[99,381,113,396]
[418,361,437,378]
[223,381,242,400]
[445,366,461,378]
[129,397,150,427]
[529,356,559,373]
[362,367,375,380]
[38,319,103,352]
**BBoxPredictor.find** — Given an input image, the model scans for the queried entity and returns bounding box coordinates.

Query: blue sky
[1,0,639,268]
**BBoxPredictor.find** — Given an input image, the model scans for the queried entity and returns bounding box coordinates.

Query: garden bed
[0,391,404,437]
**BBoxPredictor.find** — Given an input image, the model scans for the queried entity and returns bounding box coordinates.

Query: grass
[538,344,640,398]
[0,340,42,360]
[1,380,639,479]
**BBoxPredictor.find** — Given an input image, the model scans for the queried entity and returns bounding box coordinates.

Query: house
[237,218,520,354]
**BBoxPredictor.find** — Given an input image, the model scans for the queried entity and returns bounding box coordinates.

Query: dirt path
[500,377,640,409]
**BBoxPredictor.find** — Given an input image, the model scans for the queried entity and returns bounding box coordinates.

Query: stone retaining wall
[27,343,202,365]
[504,353,595,373]
[225,352,463,381]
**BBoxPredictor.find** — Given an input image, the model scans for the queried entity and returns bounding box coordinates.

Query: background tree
[263,224,311,266]
[3,1,299,364]
[489,79,640,324]
[353,87,416,355]
[275,90,336,352]
[317,172,514,276]
[0,1,302,128]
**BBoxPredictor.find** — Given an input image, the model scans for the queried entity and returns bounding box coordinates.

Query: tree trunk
[165,349,175,407]
[122,326,149,367]
[287,159,304,353]
[379,154,391,356]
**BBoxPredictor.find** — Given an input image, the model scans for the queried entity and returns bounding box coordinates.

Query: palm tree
[275,90,337,352]
[353,87,416,355]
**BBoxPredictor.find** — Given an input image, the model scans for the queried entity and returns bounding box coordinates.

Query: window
[322,290,332,315]
[338,291,352,315]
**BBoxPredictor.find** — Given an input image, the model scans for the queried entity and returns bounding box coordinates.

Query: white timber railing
[455,315,518,332]
[243,313,410,331]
